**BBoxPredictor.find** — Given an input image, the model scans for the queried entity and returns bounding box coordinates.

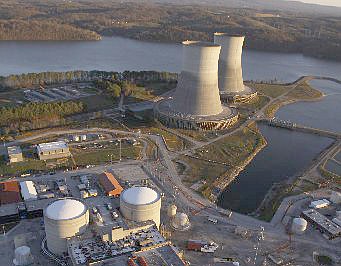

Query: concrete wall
[214,33,245,93]
[171,41,223,116]
[120,197,161,229]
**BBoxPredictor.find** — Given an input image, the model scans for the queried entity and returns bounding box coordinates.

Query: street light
[118,139,122,162]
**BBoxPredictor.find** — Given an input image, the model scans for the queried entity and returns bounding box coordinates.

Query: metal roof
[7,146,22,155]
[37,141,68,152]
[45,198,86,220]
[121,186,159,205]
[19,181,37,201]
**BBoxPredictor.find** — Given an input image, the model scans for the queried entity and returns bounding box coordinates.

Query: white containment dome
[120,186,161,228]
[172,212,190,231]
[292,218,307,234]
[13,246,33,266]
[44,198,89,255]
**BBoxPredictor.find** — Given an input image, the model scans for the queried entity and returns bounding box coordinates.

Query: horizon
[288,0,341,7]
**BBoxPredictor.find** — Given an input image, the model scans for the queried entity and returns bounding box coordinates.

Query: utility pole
[119,139,122,162]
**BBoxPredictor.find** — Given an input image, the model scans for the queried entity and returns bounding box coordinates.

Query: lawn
[249,83,290,98]
[71,144,142,166]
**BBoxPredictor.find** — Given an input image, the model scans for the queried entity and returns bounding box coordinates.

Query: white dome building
[44,198,89,255]
[120,186,161,228]
[171,212,191,231]
[292,218,307,234]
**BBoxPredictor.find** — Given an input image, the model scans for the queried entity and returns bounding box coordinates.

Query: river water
[1,37,341,82]
[1,36,340,213]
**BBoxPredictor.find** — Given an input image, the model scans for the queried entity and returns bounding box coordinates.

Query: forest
[0,0,340,61]
[0,101,85,134]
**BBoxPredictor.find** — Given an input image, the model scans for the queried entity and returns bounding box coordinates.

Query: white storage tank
[80,134,87,141]
[120,186,161,228]
[44,198,89,255]
[13,246,33,266]
[292,218,307,234]
[167,204,177,218]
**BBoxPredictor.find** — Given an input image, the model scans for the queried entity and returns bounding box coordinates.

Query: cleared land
[178,124,266,198]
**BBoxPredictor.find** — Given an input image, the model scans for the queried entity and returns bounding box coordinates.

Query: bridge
[259,118,341,139]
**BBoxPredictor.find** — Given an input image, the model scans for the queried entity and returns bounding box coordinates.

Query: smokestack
[171,41,223,116]
[214,33,245,94]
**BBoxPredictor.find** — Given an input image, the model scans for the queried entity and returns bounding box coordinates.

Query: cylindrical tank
[44,198,89,255]
[214,33,245,93]
[120,186,161,228]
[171,41,223,116]
[292,218,307,234]
[167,204,177,218]
[80,134,87,141]
[13,246,33,266]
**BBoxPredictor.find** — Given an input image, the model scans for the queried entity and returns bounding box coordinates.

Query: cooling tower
[154,40,239,130]
[171,41,223,116]
[214,33,257,103]
[214,33,245,93]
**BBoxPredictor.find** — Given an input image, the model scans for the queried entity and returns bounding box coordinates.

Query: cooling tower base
[154,99,239,131]
[220,86,258,103]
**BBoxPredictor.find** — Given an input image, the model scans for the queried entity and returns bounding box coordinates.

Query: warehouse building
[98,172,123,197]
[302,209,341,239]
[0,181,21,205]
[20,181,38,201]
[6,146,23,164]
[37,141,71,160]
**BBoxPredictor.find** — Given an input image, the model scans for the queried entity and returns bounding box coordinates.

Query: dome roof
[45,199,86,220]
[122,186,159,205]
[293,218,307,226]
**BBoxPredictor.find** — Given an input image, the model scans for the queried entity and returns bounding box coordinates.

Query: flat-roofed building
[6,146,23,163]
[98,172,123,197]
[37,141,71,160]
[0,181,21,205]
[20,181,38,201]
[302,209,341,239]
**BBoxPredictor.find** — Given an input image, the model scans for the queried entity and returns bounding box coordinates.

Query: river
[1,36,340,213]
[1,37,341,83]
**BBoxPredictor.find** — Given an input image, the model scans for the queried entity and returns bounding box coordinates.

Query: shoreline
[212,81,327,212]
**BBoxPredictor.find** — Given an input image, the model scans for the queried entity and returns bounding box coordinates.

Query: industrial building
[43,198,89,255]
[6,146,23,163]
[36,141,71,160]
[214,33,257,103]
[20,181,37,201]
[0,181,21,205]
[302,209,341,239]
[98,172,123,197]
[154,40,238,131]
[120,186,162,228]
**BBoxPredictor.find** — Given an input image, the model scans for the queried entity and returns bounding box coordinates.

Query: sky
[291,0,341,7]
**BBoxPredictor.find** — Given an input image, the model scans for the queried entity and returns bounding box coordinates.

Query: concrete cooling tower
[154,41,238,131]
[214,33,257,103]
